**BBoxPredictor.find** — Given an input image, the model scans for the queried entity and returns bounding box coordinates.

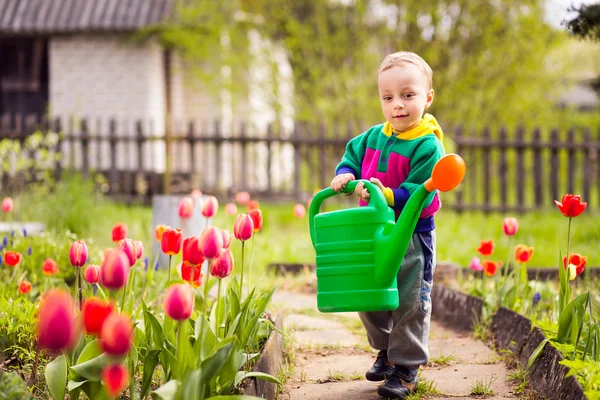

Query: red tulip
[225,203,238,216]
[181,263,203,287]
[247,200,260,211]
[2,197,13,213]
[248,209,263,232]
[483,260,502,276]
[82,298,114,336]
[155,224,168,242]
[477,239,494,257]
[234,214,254,242]
[161,228,182,256]
[42,258,59,276]
[37,290,78,351]
[191,189,203,199]
[182,237,204,266]
[555,194,587,218]
[502,217,518,236]
[514,244,534,263]
[4,251,22,267]
[18,281,31,294]
[202,196,219,218]
[84,264,100,284]
[164,283,194,321]
[199,227,223,259]
[210,248,234,279]
[222,230,232,249]
[111,223,128,243]
[100,248,129,290]
[69,240,88,267]
[563,253,587,276]
[178,197,194,219]
[102,363,129,399]
[293,204,306,218]
[133,240,144,259]
[236,191,251,205]
[117,239,137,267]
[101,313,133,355]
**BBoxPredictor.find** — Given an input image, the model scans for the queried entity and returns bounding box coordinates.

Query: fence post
[515,127,525,212]
[266,124,273,196]
[498,127,507,211]
[136,121,145,200]
[240,121,247,192]
[482,127,491,213]
[109,119,118,195]
[293,122,301,199]
[550,129,559,204]
[454,126,464,213]
[214,119,222,196]
[567,129,575,194]
[188,121,196,189]
[81,119,89,178]
[583,128,593,209]
[533,128,543,208]
[53,118,63,182]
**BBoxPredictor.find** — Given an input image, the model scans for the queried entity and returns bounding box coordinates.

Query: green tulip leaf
[152,379,180,400]
[69,353,108,381]
[141,350,162,399]
[45,354,67,400]
[234,371,281,387]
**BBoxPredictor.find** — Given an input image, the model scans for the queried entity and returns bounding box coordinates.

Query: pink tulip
[164,283,194,321]
[502,217,518,236]
[469,257,483,272]
[101,313,133,356]
[225,202,238,216]
[84,264,100,284]
[37,290,78,351]
[133,240,144,259]
[191,189,202,199]
[234,214,254,242]
[117,239,137,267]
[178,197,194,219]
[199,226,223,259]
[202,196,219,218]
[102,363,129,398]
[221,230,232,249]
[69,240,88,267]
[294,204,306,218]
[235,191,251,205]
[210,248,234,279]
[2,197,13,213]
[100,248,129,290]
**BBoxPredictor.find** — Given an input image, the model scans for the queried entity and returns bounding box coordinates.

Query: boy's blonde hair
[378,52,433,89]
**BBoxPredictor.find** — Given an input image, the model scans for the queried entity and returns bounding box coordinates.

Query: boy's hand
[330,173,355,192]
[355,178,386,201]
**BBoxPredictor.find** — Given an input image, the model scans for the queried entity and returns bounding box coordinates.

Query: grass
[470,375,497,396]
[324,370,363,382]
[507,368,529,394]
[404,373,443,399]
[429,352,456,366]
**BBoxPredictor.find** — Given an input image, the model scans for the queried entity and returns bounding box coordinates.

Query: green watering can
[309,154,466,313]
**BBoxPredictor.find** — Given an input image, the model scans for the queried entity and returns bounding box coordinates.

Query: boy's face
[378,64,434,132]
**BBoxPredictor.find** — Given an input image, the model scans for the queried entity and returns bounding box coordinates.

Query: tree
[566,2,600,94]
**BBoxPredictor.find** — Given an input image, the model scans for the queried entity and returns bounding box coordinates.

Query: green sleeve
[335,131,369,179]
[399,137,445,207]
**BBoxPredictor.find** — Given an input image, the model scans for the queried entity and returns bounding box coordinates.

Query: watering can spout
[373,154,466,287]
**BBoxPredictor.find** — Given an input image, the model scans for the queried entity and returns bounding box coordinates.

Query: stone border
[244,317,285,399]
[432,285,585,399]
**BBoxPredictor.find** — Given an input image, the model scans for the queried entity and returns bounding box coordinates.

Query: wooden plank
[293,122,301,198]
[319,122,327,190]
[240,121,247,191]
[453,126,464,212]
[499,127,507,209]
[266,124,273,195]
[81,119,89,177]
[109,119,118,194]
[533,128,543,207]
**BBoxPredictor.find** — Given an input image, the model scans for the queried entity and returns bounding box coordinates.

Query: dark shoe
[377,365,419,399]
[365,350,394,381]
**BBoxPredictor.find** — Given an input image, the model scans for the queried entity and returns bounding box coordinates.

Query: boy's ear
[425,89,435,109]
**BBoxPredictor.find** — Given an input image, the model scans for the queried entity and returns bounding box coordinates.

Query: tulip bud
[164,283,194,321]
[210,248,234,279]
[117,239,137,267]
[37,290,78,351]
[247,200,260,211]
[248,209,263,232]
[469,257,483,271]
[2,197,13,213]
[234,214,254,242]
[202,196,219,218]
[42,258,59,276]
[100,248,129,290]
[568,263,577,281]
[199,227,223,259]
[225,202,238,216]
[181,263,203,287]
[178,197,194,219]
[191,189,203,199]
[133,240,144,259]
[502,217,518,236]
[102,363,129,399]
[82,298,114,336]
[235,191,250,205]
[4,251,22,267]
[18,281,31,294]
[155,224,168,242]
[221,230,232,249]
[111,223,127,243]
[293,204,306,218]
[182,237,204,266]
[69,241,88,267]
[161,228,183,256]
[84,264,100,284]
[101,313,133,355]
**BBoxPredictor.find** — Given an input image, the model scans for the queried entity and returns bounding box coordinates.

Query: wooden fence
[1,113,599,213]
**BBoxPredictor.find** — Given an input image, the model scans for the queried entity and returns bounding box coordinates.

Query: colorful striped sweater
[335,115,445,232]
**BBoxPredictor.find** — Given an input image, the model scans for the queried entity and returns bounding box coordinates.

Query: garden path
[271,290,529,400]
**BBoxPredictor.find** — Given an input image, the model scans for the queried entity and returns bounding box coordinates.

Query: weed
[429,352,456,366]
[470,375,498,395]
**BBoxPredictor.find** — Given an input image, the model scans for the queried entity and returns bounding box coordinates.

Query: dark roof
[0,0,173,35]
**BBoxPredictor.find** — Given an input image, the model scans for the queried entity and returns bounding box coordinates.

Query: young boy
[330,52,444,399]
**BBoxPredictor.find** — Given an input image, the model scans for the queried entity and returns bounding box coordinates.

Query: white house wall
[49,33,167,172]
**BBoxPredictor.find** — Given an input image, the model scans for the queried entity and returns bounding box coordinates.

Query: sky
[545,0,598,28]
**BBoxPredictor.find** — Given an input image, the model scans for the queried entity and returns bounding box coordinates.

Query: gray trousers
[358,230,436,370]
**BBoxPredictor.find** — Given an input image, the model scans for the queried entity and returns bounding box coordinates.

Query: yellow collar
[382,113,444,145]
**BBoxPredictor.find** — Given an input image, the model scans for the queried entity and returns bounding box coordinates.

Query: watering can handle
[309,180,389,247]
